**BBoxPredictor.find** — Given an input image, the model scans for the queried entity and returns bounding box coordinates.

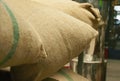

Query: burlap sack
[30,0,104,57]
[0,0,47,68]
[32,0,103,29]
[42,68,89,81]
[0,1,99,81]
[2,0,101,59]
[1,0,98,81]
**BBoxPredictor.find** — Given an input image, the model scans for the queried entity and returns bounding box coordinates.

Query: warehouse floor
[106,59,120,81]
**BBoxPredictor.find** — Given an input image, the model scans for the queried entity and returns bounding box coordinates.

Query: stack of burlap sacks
[0,0,103,81]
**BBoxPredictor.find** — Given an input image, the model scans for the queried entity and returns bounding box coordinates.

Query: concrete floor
[106,59,120,81]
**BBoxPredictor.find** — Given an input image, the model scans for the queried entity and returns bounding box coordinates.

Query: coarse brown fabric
[0,1,47,67]
[30,0,104,56]
[32,0,103,29]
[3,0,103,63]
[42,68,89,81]
[1,0,98,81]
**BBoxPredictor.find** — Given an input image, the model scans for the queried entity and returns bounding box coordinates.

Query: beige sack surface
[0,1,47,67]
[1,0,98,81]
[32,0,103,29]
[3,0,102,59]
[31,0,104,56]
[3,0,99,81]
[42,68,89,81]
